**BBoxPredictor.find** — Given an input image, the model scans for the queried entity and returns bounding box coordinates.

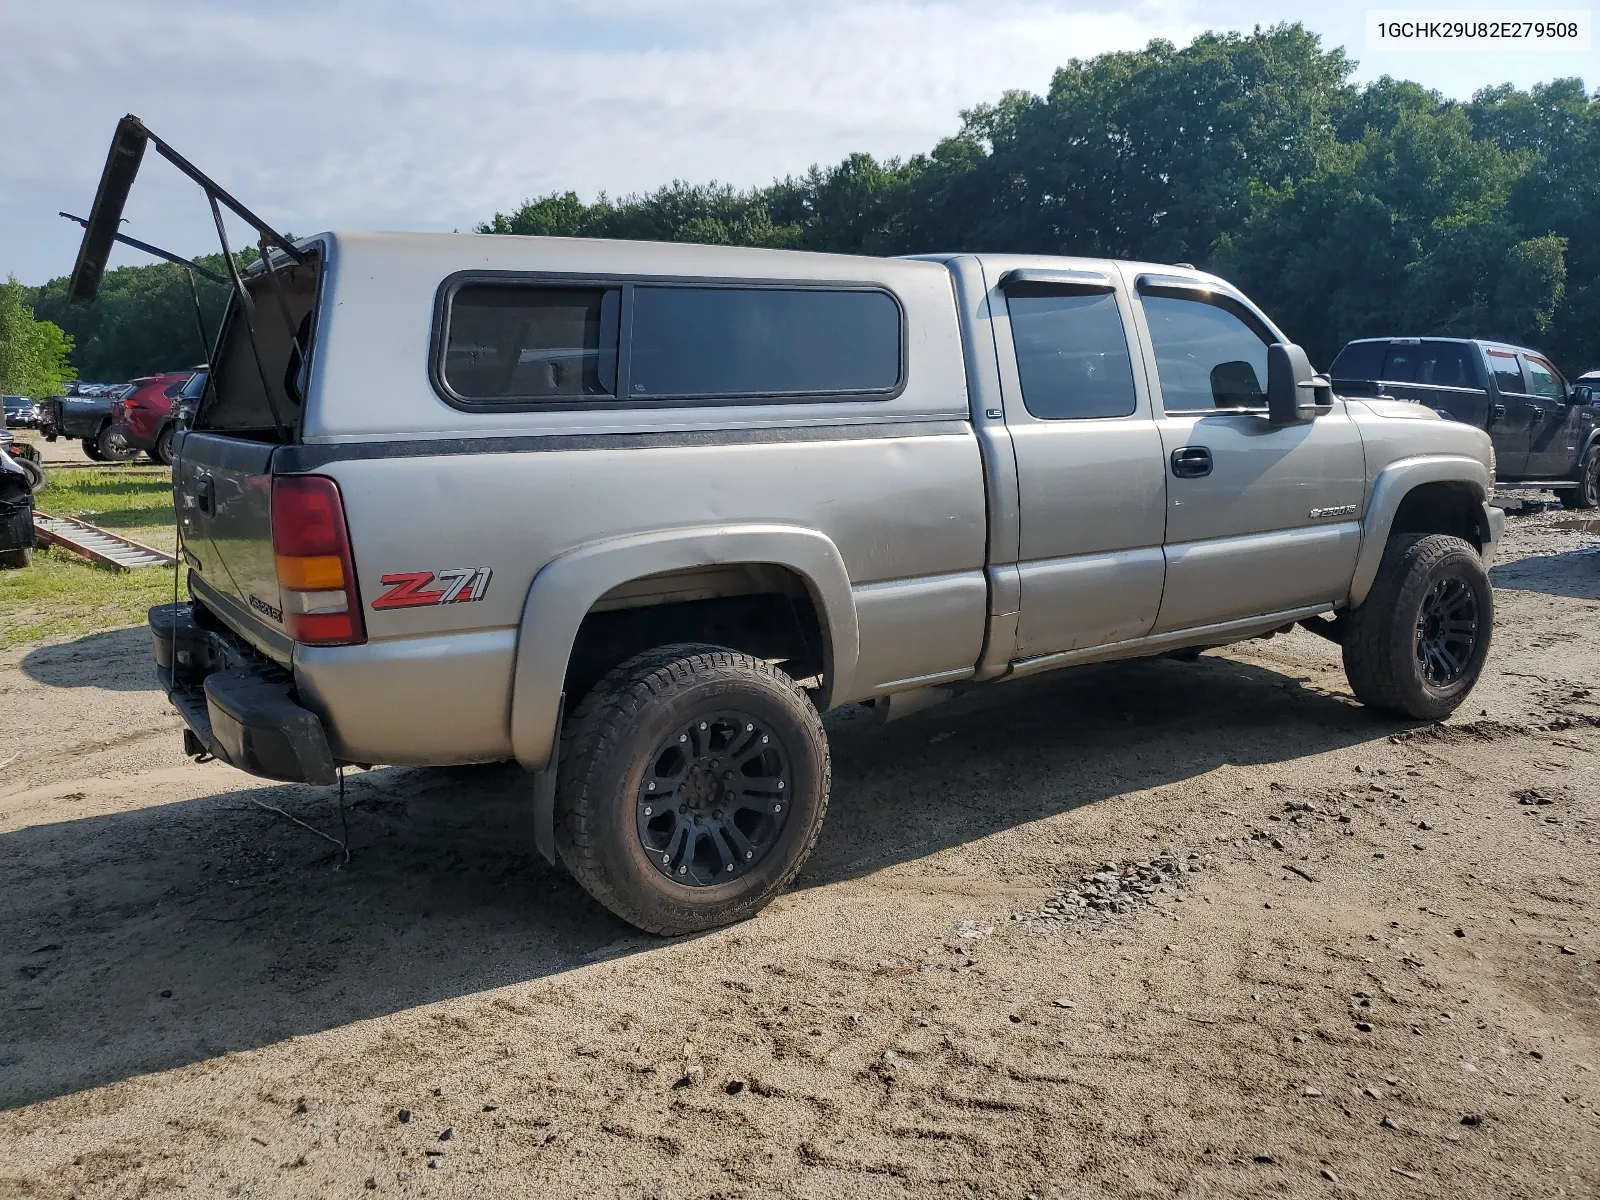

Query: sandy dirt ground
[0,505,1596,1199]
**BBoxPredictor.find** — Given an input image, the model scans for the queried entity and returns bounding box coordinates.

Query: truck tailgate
[176,432,292,664]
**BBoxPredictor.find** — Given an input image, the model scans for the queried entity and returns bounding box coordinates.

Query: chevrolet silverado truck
[120,231,1503,935]
[1330,336,1599,509]
[61,117,1508,933]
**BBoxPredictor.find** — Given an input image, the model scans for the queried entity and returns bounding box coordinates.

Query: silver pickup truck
[144,234,1502,935]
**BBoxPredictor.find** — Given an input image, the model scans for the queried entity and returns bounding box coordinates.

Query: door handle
[1170,446,1213,478]
[1490,404,1507,423]
[196,474,214,515]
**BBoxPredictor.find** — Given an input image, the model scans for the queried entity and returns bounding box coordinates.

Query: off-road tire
[1342,533,1492,720]
[1558,446,1599,510]
[554,643,831,935]
[0,547,32,569]
[81,437,103,462]
[16,457,45,492]
[95,423,134,463]
[153,425,175,467]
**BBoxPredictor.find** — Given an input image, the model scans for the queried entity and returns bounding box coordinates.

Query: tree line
[29,23,1600,382]
[0,277,76,397]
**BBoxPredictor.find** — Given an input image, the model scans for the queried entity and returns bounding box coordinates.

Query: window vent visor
[271,475,365,646]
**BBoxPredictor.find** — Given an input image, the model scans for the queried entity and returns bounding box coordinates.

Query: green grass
[1,467,179,649]
[39,467,176,550]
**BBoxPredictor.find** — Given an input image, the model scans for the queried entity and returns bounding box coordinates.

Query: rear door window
[1487,350,1525,395]
[1005,289,1137,419]
[627,286,901,399]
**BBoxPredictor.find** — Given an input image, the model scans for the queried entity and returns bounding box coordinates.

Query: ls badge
[372,567,492,610]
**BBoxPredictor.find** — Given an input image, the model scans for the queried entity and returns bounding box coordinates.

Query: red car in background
[110,369,200,465]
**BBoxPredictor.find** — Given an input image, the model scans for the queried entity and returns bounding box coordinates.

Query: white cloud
[3,0,1195,283]
[2,0,1591,286]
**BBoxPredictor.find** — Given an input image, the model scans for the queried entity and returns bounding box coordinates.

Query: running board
[33,513,176,571]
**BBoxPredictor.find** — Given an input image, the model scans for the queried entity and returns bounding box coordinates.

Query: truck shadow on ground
[1490,545,1600,602]
[0,646,1397,1110]
[18,627,162,692]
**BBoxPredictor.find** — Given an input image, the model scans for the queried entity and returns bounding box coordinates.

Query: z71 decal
[371,567,492,610]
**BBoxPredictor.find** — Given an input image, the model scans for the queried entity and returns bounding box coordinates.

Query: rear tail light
[271,475,366,646]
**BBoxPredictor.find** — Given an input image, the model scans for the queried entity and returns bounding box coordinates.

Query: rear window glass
[628,286,900,399]
[1487,351,1524,395]
[1006,290,1136,419]
[1381,343,1475,388]
[1329,341,1385,381]
[443,285,619,400]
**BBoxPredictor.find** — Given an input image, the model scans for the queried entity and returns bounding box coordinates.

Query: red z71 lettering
[370,567,492,610]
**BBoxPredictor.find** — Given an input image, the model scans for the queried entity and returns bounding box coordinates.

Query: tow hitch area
[150,602,337,785]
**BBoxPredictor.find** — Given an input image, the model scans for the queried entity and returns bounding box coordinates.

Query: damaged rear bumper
[149,602,337,785]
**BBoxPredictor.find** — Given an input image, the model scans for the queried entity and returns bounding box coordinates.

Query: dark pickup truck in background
[1330,337,1599,509]
[39,384,136,461]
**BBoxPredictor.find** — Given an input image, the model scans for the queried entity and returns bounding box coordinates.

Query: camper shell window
[432,274,906,410]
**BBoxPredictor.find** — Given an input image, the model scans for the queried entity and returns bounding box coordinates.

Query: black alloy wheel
[555,643,831,935]
[1342,532,1493,720]
[1414,576,1479,687]
[636,712,792,886]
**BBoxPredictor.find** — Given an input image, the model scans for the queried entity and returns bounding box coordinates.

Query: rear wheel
[555,644,831,935]
[1558,446,1599,510]
[153,425,175,466]
[0,547,32,569]
[1342,534,1492,720]
[81,437,104,462]
[95,424,134,463]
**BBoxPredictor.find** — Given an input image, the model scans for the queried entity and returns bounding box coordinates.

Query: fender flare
[508,524,859,771]
[1348,455,1491,607]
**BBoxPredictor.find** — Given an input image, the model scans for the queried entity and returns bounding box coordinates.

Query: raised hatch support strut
[65,113,306,442]
[59,211,220,363]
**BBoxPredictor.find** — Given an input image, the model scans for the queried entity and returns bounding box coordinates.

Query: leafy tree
[31,255,242,382]
[0,276,76,396]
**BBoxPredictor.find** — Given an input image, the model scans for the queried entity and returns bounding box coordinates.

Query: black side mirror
[1572,385,1594,406]
[1268,342,1333,426]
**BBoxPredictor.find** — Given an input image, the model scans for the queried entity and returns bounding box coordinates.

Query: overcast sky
[3,0,1594,286]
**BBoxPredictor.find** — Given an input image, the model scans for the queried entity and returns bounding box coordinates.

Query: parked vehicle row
[39,368,204,464]
[3,395,42,428]
[1330,337,1599,508]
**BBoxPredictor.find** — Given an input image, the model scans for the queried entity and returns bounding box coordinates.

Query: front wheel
[1558,447,1599,510]
[555,644,831,935]
[1342,534,1493,720]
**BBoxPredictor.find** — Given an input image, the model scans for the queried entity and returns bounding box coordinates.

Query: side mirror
[1267,342,1333,426]
[1573,385,1594,406]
